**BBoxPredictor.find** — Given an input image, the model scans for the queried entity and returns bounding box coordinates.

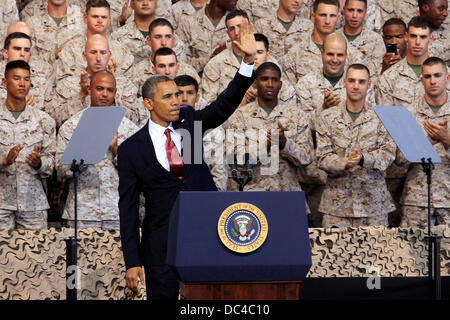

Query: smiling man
[419,0,449,64]
[281,0,363,84]
[316,64,396,227]
[117,19,256,300]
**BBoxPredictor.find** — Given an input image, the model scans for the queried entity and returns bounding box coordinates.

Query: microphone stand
[230,153,253,191]
[420,157,441,300]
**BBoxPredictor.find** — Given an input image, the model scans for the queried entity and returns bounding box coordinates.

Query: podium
[167,191,311,300]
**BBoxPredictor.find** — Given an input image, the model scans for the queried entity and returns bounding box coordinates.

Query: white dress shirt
[148,60,254,171]
[148,118,182,172]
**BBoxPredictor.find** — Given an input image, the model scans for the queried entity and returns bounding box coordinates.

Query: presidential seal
[217,203,268,253]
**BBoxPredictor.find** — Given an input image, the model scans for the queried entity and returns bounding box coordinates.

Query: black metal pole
[421,157,441,300]
[66,159,84,301]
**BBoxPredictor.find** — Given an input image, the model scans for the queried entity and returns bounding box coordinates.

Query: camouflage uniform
[253,13,313,61]
[399,95,450,227]
[376,0,418,26]
[46,71,143,127]
[0,0,19,38]
[280,34,365,86]
[176,6,229,72]
[54,34,135,80]
[202,47,296,105]
[126,57,201,98]
[316,102,396,227]
[0,57,55,113]
[56,108,139,230]
[337,26,386,68]
[295,71,376,131]
[429,21,450,65]
[0,104,56,230]
[236,0,314,23]
[110,19,186,65]
[172,0,205,30]
[375,58,425,225]
[224,99,314,191]
[23,1,85,65]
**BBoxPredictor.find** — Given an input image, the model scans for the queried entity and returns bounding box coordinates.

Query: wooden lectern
[167,191,311,300]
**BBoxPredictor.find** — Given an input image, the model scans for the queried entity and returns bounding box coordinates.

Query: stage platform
[0,226,448,300]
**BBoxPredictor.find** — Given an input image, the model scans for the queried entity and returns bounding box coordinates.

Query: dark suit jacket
[118,70,255,269]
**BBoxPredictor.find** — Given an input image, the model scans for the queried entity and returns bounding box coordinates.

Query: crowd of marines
[0,0,448,231]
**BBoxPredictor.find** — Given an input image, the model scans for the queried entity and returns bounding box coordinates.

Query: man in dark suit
[118,20,257,300]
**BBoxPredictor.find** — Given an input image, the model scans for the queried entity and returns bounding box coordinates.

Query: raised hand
[232,20,256,64]
[119,0,133,26]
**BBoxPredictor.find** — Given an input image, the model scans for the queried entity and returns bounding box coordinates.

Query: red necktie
[164,128,184,179]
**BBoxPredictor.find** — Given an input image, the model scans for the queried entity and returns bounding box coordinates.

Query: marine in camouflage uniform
[0,103,56,230]
[0,0,19,37]
[280,33,365,85]
[48,70,143,127]
[176,5,230,73]
[399,95,450,227]
[56,108,139,230]
[55,34,134,80]
[0,56,55,114]
[316,101,396,227]
[202,47,297,105]
[22,1,85,65]
[253,12,313,61]
[127,58,200,98]
[224,99,313,192]
[110,18,186,65]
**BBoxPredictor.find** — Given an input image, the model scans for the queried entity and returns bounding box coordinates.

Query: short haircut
[254,33,269,51]
[255,62,281,79]
[313,0,340,12]
[382,18,407,33]
[3,32,31,50]
[418,0,435,10]
[346,63,370,78]
[422,56,447,73]
[225,9,249,27]
[152,47,177,65]
[90,69,116,85]
[85,0,110,13]
[345,0,367,8]
[408,16,433,33]
[142,74,173,99]
[5,60,30,78]
[149,18,174,35]
[174,74,199,92]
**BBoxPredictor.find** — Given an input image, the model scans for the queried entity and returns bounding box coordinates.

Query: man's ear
[83,13,88,25]
[2,77,7,88]
[82,50,87,62]
[2,49,8,60]
[143,97,154,111]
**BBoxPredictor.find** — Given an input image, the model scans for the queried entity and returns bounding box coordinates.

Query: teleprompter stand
[60,106,126,300]
[421,157,441,300]
[375,106,442,300]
